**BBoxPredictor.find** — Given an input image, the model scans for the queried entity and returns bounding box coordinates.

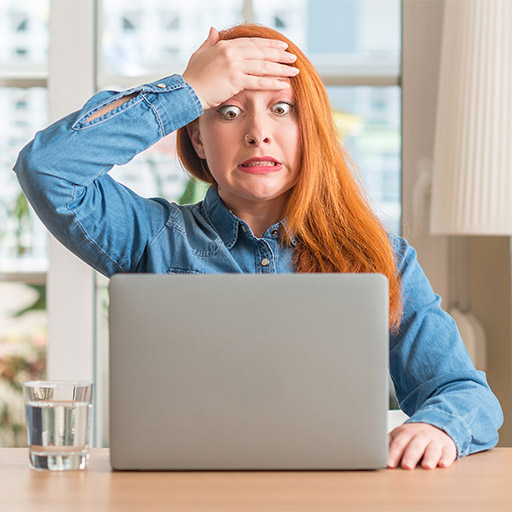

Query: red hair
[177,24,402,331]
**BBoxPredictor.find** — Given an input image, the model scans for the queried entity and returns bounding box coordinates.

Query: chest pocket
[165,212,222,257]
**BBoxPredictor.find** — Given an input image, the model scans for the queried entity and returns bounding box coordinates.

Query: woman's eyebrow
[269,87,295,100]
[269,95,295,104]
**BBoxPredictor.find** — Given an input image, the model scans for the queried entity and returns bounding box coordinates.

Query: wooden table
[1,448,511,511]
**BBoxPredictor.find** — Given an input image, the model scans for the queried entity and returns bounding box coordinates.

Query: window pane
[327,86,401,235]
[101,0,244,77]
[0,87,49,272]
[255,0,400,70]
[0,280,47,446]
[0,1,49,447]
[0,2,49,68]
[307,0,400,65]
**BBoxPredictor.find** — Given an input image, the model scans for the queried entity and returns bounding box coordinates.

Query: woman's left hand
[387,422,457,470]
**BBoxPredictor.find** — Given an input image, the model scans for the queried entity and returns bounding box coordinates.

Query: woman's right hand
[182,27,299,111]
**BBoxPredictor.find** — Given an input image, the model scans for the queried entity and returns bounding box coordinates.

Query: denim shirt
[13,74,503,458]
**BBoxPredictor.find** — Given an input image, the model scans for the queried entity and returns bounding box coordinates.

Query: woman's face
[188,85,301,212]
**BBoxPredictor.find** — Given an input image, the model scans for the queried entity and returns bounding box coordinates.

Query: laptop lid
[109,273,389,470]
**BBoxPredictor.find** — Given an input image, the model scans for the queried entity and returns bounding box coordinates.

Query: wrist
[182,74,207,110]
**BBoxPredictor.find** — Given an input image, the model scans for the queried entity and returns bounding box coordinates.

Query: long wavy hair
[177,24,402,331]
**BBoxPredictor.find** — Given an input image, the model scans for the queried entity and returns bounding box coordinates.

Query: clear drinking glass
[23,381,93,471]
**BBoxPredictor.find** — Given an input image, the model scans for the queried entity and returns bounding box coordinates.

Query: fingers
[234,47,299,89]
[198,34,291,63]
[438,443,457,468]
[400,433,433,470]
[387,428,416,469]
[210,26,220,44]
[242,77,292,92]
[226,36,289,51]
[223,43,297,77]
[240,60,299,81]
[387,423,457,470]
[239,46,297,66]
[420,441,443,469]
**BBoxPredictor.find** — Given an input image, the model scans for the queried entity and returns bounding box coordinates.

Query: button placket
[257,240,274,273]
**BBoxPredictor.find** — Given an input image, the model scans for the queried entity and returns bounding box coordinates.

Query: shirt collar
[202,186,296,248]
[202,186,240,249]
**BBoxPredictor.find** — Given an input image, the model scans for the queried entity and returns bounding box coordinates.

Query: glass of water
[23,381,93,471]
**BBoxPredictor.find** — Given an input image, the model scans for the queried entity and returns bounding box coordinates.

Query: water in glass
[25,399,91,470]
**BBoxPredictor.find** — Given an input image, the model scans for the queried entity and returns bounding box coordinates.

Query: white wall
[403,0,511,446]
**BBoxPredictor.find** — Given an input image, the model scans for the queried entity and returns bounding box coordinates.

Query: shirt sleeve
[13,74,202,277]
[389,235,503,458]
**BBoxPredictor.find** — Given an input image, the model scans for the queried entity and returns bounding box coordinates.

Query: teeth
[242,161,277,167]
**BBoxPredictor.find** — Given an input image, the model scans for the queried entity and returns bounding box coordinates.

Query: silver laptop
[109,273,389,470]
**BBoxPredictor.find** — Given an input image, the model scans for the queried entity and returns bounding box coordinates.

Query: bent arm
[389,236,503,458]
[13,30,299,277]
[13,75,202,276]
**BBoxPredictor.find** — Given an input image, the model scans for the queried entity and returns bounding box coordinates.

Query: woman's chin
[219,185,292,208]
[239,187,292,204]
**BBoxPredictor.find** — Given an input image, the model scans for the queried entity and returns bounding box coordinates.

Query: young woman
[14,24,503,470]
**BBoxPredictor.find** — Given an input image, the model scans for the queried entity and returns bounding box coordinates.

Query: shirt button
[156,83,166,89]
[261,258,270,267]
[270,229,279,237]
[241,225,247,232]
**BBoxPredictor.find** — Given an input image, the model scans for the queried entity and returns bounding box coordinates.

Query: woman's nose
[243,116,271,146]
[244,133,270,145]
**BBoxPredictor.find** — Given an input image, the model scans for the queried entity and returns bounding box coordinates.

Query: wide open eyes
[271,101,294,116]
[217,105,242,120]
[217,101,294,120]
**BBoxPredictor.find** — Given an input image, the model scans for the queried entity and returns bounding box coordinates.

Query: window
[327,86,401,233]
[164,14,181,31]
[0,1,49,447]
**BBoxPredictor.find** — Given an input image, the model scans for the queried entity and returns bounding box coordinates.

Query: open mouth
[240,161,279,168]
[238,156,283,173]
[237,159,283,174]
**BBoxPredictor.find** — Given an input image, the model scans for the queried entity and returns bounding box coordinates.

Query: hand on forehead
[182,27,299,111]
